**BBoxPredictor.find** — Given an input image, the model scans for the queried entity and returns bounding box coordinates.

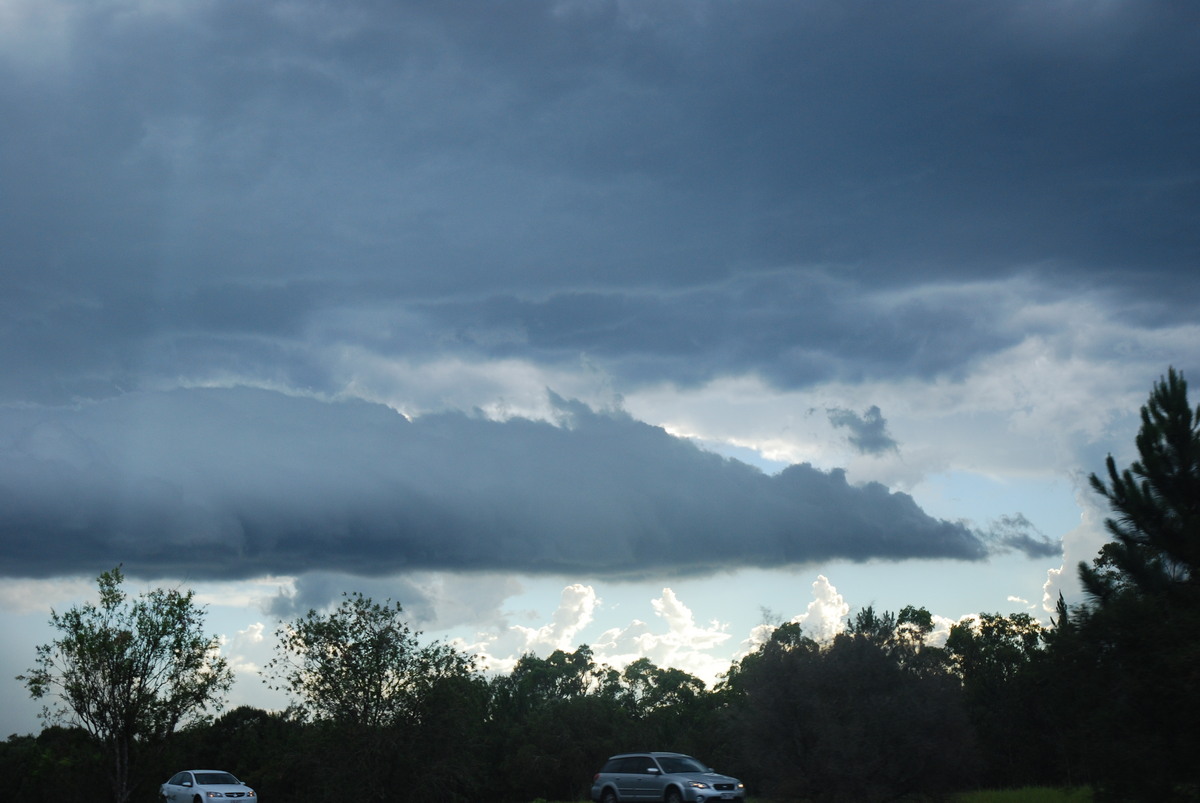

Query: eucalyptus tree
[487,645,628,802]
[945,612,1048,786]
[18,566,233,803]
[265,591,473,728]
[265,591,478,801]
[726,612,973,801]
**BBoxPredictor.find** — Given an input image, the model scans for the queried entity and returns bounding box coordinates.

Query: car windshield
[195,772,240,785]
[657,756,707,774]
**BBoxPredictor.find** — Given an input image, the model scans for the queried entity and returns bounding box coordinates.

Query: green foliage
[262,591,484,802]
[1081,367,1200,600]
[265,590,473,727]
[5,604,1125,803]
[16,566,232,803]
[725,609,976,801]
[946,612,1043,684]
[945,612,1055,787]
[846,604,944,673]
[1045,587,1200,800]
[488,646,627,801]
[0,727,104,803]
[483,644,730,802]
[1046,368,1200,800]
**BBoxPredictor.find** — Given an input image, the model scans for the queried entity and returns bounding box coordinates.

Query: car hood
[670,771,739,784]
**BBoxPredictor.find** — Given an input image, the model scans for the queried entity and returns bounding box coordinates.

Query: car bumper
[590,785,743,802]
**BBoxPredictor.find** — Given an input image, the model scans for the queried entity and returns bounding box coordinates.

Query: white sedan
[161,769,257,802]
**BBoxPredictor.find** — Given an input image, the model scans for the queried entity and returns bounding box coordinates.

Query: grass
[952,788,1093,803]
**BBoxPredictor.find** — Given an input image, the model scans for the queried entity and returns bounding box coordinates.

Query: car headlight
[687,781,711,789]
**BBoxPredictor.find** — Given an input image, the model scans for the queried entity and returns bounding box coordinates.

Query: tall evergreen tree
[1080,367,1200,601]
[1059,368,1200,800]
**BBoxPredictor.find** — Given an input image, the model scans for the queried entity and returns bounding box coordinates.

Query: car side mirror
[647,767,660,774]
[182,781,192,787]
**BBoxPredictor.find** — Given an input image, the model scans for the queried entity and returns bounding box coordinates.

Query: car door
[610,756,646,800]
[164,772,187,803]
[627,755,662,801]
[639,756,667,801]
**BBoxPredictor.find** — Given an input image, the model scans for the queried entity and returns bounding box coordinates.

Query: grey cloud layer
[0,1,1187,585]
[0,387,1034,581]
[0,269,1027,406]
[3,0,1199,405]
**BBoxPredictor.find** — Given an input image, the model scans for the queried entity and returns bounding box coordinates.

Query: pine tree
[1060,368,1200,800]
[1080,367,1200,602]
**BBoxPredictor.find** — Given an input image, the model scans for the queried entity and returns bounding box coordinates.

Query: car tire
[665,789,683,803]
[601,789,618,803]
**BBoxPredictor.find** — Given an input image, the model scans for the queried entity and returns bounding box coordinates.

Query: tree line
[8,369,1199,802]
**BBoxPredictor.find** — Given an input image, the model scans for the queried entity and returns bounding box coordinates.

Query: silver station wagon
[590,752,745,803]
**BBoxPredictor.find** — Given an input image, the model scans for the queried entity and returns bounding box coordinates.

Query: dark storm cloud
[0,1,1186,586]
[417,270,1021,389]
[1,268,1023,406]
[0,387,994,581]
[827,406,899,456]
[2,0,1199,407]
[985,513,1061,560]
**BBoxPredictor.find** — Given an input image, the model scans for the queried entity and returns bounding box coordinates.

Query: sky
[2,0,1199,737]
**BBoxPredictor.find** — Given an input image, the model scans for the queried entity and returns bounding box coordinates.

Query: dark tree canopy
[725,609,976,801]
[1056,367,1200,799]
[1081,367,1200,600]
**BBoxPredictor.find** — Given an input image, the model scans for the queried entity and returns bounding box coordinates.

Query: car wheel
[601,789,618,803]
[665,789,683,803]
